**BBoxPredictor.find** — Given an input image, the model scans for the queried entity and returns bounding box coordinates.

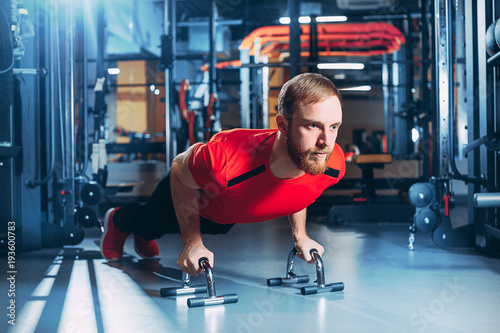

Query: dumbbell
[267,247,310,286]
[300,249,344,295]
[186,258,238,308]
[160,271,207,297]
[486,19,500,56]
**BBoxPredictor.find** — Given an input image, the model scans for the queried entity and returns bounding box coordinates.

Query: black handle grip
[330,282,345,292]
[267,278,283,286]
[198,257,209,268]
[187,297,205,308]
[301,286,318,295]
[223,293,239,304]
[160,287,178,297]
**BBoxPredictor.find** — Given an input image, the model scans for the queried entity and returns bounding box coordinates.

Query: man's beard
[285,132,333,175]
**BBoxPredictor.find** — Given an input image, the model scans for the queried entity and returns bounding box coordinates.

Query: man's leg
[100,171,235,261]
[101,171,178,261]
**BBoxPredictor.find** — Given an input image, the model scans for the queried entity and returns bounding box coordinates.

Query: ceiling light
[298,16,311,24]
[317,63,365,70]
[279,17,291,24]
[316,16,348,23]
[339,85,372,92]
[280,15,348,24]
[107,68,120,75]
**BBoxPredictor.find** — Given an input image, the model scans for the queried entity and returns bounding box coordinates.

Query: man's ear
[276,114,288,134]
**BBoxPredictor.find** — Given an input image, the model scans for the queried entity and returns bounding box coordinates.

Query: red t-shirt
[189,129,345,224]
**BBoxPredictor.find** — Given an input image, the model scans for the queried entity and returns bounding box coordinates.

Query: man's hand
[295,237,324,264]
[177,242,214,276]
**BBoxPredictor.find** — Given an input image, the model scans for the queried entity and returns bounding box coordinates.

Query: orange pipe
[239,23,405,51]
[201,23,405,71]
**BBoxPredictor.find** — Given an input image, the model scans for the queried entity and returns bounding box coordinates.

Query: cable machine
[408,0,500,254]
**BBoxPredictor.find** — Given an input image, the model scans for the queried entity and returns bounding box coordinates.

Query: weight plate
[415,208,438,232]
[409,183,433,208]
[81,183,102,205]
[76,206,98,228]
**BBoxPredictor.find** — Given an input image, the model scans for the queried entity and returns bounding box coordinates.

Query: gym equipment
[409,182,438,233]
[495,18,500,52]
[408,180,441,250]
[76,206,98,229]
[474,193,500,208]
[327,151,413,224]
[160,271,207,297]
[408,178,475,250]
[267,247,310,286]
[300,249,344,295]
[186,258,238,308]
[161,258,238,308]
[354,154,393,203]
[268,247,344,295]
[486,19,499,56]
[80,181,103,206]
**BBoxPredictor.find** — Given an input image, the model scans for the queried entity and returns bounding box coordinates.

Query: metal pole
[64,0,76,225]
[94,0,105,142]
[209,0,217,96]
[434,0,451,178]
[81,0,89,175]
[421,0,431,180]
[288,0,300,78]
[308,15,318,73]
[382,53,392,153]
[262,55,269,129]
[252,38,260,129]
[455,0,467,160]
[164,0,173,168]
[465,0,479,231]
[239,49,250,128]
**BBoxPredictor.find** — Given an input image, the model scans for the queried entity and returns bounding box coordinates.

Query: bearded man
[100,72,345,276]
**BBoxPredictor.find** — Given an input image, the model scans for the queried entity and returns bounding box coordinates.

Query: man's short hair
[278,73,342,120]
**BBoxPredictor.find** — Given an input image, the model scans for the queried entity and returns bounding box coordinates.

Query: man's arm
[288,207,324,263]
[170,144,213,276]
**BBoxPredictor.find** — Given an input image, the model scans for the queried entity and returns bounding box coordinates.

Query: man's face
[285,96,342,175]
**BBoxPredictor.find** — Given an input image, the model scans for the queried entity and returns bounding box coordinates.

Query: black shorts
[113,171,235,241]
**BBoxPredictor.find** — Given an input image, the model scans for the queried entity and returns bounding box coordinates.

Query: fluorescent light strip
[316,16,348,23]
[44,263,61,277]
[107,68,121,75]
[8,300,46,333]
[339,85,372,92]
[317,63,365,70]
[279,17,291,24]
[94,259,176,331]
[298,16,311,24]
[58,260,98,332]
[31,277,56,297]
[280,15,348,24]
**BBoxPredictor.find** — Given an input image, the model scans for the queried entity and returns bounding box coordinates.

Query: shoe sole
[100,208,122,262]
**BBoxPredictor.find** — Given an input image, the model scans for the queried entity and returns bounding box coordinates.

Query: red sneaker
[100,208,131,261]
[134,234,160,259]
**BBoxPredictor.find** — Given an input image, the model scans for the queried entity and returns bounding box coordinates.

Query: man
[101,72,345,277]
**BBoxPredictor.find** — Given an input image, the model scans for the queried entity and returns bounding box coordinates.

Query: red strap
[442,194,451,216]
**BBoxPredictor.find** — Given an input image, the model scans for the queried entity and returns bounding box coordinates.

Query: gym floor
[3,217,500,333]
